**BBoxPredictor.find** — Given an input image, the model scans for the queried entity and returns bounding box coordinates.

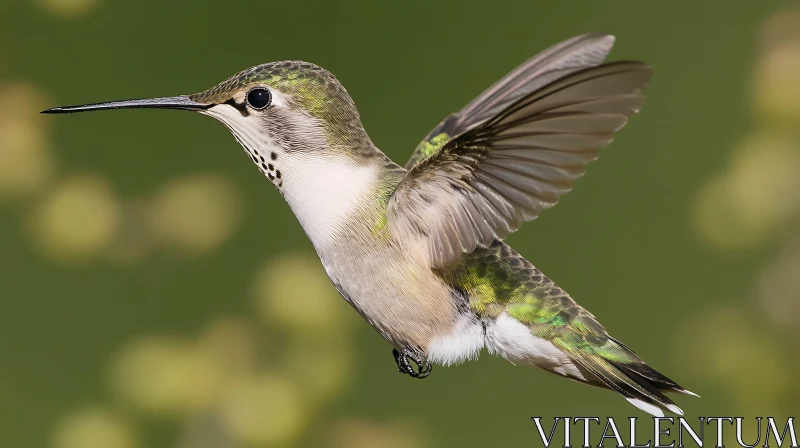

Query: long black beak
[41,95,212,114]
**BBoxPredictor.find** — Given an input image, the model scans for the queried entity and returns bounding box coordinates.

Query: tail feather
[609,336,697,396]
[568,352,688,417]
[614,362,683,415]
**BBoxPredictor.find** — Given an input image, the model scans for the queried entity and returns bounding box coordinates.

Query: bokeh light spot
[105,199,156,263]
[328,419,430,448]
[672,305,790,411]
[758,244,800,328]
[220,374,306,446]
[754,10,800,123]
[198,317,259,382]
[692,133,800,251]
[109,335,225,418]
[150,174,242,256]
[29,173,119,262]
[51,406,138,448]
[285,333,354,403]
[0,83,56,199]
[253,252,347,333]
[36,0,102,19]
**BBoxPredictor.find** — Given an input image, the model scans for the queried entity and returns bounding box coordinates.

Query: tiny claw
[393,347,433,379]
[392,349,405,373]
[416,359,432,379]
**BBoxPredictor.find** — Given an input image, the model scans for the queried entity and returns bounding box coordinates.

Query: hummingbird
[44,33,696,417]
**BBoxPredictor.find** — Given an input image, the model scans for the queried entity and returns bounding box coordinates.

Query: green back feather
[440,241,637,363]
[439,241,687,413]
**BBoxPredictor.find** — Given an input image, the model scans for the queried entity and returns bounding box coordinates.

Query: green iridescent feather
[190,61,373,152]
[437,241,687,411]
[438,241,637,365]
[405,132,451,168]
[190,61,342,116]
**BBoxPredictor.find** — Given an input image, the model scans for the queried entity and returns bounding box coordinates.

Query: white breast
[280,154,379,249]
[203,101,380,250]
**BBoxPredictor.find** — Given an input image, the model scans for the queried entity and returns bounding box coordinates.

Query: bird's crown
[190,61,359,130]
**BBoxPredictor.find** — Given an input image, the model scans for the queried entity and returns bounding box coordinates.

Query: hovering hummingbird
[44,33,696,416]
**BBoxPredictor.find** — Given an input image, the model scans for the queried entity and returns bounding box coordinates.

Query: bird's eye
[246,88,272,110]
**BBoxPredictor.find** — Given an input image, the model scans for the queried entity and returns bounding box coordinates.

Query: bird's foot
[392,347,432,379]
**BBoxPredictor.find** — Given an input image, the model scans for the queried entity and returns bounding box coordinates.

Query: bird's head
[43,61,379,191]
[44,61,392,247]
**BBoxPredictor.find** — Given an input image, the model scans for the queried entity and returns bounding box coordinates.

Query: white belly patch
[425,315,485,366]
[426,312,584,380]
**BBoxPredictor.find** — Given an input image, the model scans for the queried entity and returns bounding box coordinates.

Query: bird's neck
[278,151,405,251]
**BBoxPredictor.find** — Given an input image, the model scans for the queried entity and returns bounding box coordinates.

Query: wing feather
[456,33,617,132]
[404,33,618,169]
[389,57,652,267]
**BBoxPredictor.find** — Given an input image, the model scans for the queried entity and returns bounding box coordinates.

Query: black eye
[246,88,272,110]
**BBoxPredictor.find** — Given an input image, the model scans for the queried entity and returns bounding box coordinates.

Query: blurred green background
[2,1,799,447]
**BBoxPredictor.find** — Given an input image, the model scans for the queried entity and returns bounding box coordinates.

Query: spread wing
[404,33,620,169]
[389,35,652,268]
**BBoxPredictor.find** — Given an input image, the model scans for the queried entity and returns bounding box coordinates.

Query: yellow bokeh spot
[727,134,800,223]
[0,120,55,199]
[29,173,119,262]
[0,83,56,199]
[672,305,790,411]
[753,10,800,124]
[105,199,156,263]
[220,374,307,446]
[692,133,800,251]
[51,406,138,448]
[253,252,347,333]
[284,333,354,403]
[0,82,53,123]
[753,44,800,123]
[150,174,242,256]
[109,335,225,417]
[198,317,258,381]
[693,174,764,251]
[758,249,800,327]
[327,419,429,448]
[36,0,101,19]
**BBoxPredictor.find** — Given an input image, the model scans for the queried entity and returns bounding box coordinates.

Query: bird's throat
[279,154,389,249]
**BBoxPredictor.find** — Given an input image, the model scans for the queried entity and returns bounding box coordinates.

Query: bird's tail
[560,336,697,417]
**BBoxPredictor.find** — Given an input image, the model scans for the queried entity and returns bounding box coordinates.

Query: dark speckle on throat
[247,149,282,189]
